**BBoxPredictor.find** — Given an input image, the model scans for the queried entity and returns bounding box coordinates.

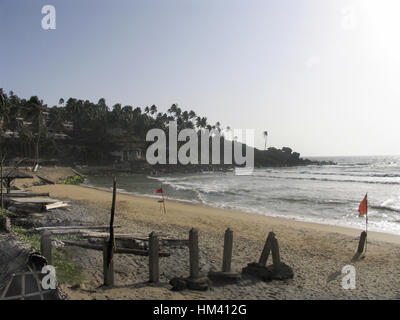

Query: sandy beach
[27,183,400,300]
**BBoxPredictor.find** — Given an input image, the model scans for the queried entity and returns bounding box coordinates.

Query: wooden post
[258,232,274,266]
[189,228,199,279]
[149,232,159,283]
[271,234,281,269]
[103,239,114,286]
[357,231,367,254]
[4,217,10,233]
[40,231,52,265]
[222,228,233,273]
[104,176,117,286]
[6,178,11,194]
[0,216,11,233]
[0,153,4,212]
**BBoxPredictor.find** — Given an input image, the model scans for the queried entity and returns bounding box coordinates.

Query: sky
[1,0,400,157]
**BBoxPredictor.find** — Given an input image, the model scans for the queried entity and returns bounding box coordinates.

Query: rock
[208,271,241,284]
[186,277,209,291]
[242,262,293,282]
[169,277,187,291]
[169,276,210,291]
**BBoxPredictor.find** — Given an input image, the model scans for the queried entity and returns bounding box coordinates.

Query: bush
[61,175,87,185]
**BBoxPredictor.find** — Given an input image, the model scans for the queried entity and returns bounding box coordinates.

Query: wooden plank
[9,197,61,204]
[0,290,53,300]
[27,266,44,301]
[45,202,70,211]
[62,240,170,257]
[21,274,25,300]
[1,276,14,298]
[5,192,50,198]
[81,232,145,239]
[34,225,121,232]
[43,229,105,236]
[71,169,83,176]
[37,175,55,185]
[81,231,188,246]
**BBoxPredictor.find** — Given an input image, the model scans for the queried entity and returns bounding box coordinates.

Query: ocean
[84,155,400,235]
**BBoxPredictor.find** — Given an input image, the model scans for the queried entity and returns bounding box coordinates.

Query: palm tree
[188,110,196,119]
[263,131,268,150]
[0,89,7,129]
[47,107,65,131]
[167,104,178,118]
[22,96,45,164]
[150,105,157,116]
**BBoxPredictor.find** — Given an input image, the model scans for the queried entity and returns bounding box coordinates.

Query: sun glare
[359,0,400,61]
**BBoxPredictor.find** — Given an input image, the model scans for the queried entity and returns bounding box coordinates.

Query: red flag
[358,194,367,216]
[156,188,163,194]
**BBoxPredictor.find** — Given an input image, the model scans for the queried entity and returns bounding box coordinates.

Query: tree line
[0,88,318,167]
[0,89,231,164]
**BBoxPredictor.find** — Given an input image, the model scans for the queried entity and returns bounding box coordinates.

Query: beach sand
[30,184,400,300]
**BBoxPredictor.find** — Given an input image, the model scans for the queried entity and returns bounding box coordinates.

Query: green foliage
[0,209,17,219]
[1,88,319,167]
[53,247,84,285]
[12,225,41,251]
[0,89,221,164]
[61,175,87,185]
[12,225,84,285]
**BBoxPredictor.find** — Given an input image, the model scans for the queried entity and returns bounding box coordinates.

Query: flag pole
[365,193,368,253]
[162,191,167,214]
[161,185,166,214]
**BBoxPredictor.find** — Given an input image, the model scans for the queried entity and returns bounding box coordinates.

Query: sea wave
[371,205,400,213]
[296,171,400,178]
[265,175,400,185]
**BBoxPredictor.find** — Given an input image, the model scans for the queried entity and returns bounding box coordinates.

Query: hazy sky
[1,0,399,157]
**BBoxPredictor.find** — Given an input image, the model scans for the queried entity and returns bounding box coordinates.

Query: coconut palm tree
[0,89,7,129]
[263,131,268,150]
[150,105,157,116]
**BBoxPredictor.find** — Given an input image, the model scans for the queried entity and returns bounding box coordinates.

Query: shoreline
[28,183,400,299]
[33,183,400,245]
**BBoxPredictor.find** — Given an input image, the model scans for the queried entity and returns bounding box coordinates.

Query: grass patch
[0,208,15,219]
[53,247,85,285]
[12,225,85,285]
[61,175,87,185]
[13,225,41,251]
